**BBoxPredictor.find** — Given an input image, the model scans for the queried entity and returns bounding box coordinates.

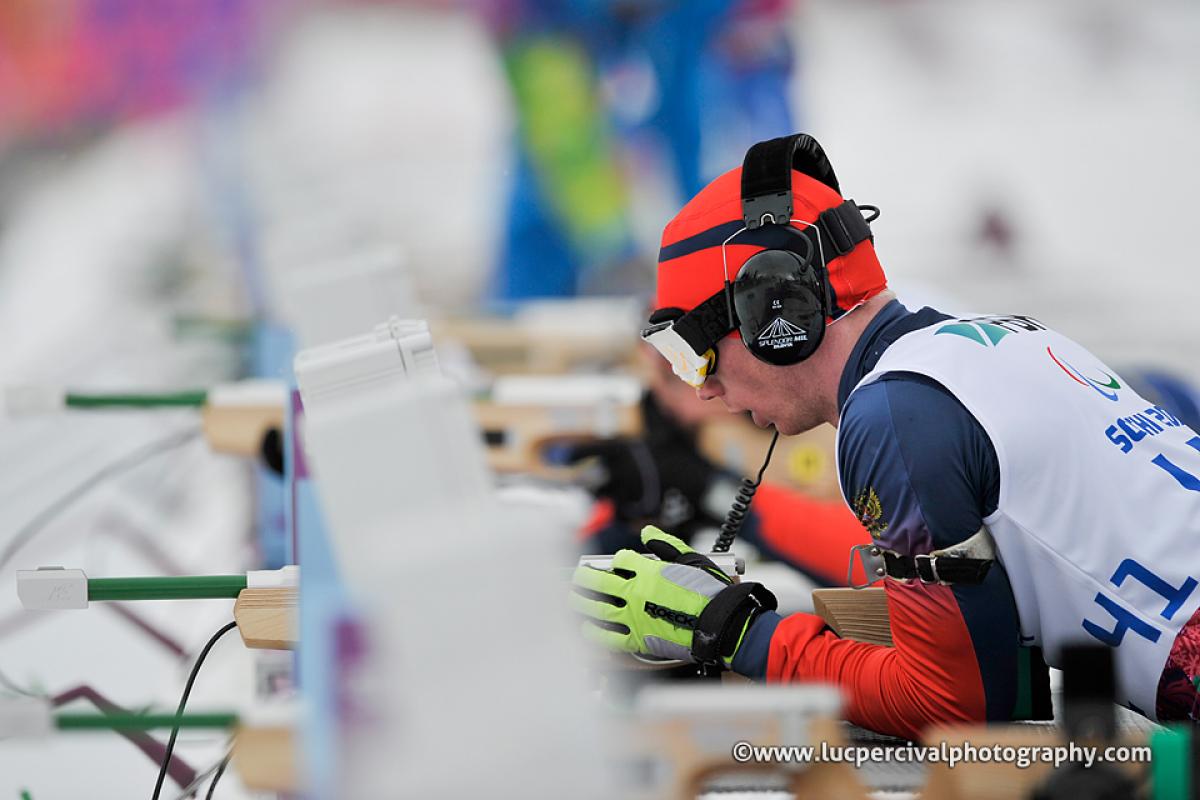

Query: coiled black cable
[711,430,780,553]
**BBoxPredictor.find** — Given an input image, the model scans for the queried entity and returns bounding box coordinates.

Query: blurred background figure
[1125,367,1200,434]
[564,343,870,589]
[479,0,798,299]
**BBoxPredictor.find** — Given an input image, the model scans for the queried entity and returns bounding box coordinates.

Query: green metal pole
[55,712,238,731]
[172,316,254,343]
[64,391,209,409]
[88,575,247,602]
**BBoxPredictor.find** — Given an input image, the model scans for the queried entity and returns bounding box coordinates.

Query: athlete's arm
[579,488,868,588]
[731,374,1025,740]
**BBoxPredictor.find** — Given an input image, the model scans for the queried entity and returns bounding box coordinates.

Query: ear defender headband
[643,134,879,385]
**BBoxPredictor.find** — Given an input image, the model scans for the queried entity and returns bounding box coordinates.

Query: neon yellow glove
[570,526,776,666]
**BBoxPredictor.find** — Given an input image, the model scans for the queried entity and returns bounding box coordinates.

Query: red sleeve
[765,579,988,741]
[577,498,616,543]
[751,481,871,586]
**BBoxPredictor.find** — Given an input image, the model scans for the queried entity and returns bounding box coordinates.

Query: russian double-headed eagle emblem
[852,487,889,539]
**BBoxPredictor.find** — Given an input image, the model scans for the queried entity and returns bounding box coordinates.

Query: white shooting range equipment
[293,316,441,407]
[0,695,302,793]
[627,684,867,800]
[17,565,299,610]
[17,566,300,650]
[294,320,609,798]
[1,379,288,459]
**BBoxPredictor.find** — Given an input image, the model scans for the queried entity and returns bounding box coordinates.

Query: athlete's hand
[569,526,776,666]
[564,393,727,536]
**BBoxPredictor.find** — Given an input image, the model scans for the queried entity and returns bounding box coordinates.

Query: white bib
[847,313,1200,718]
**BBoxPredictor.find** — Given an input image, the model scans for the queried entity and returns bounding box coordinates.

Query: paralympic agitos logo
[1047,347,1122,401]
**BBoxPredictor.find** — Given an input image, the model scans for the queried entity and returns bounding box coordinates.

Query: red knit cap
[654,167,887,321]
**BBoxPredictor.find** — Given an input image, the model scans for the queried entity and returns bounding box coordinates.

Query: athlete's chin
[771,417,802,436]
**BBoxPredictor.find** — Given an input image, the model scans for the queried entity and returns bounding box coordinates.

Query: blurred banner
[0,0,276,153]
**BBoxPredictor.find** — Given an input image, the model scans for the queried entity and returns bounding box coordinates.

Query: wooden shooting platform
[474,400,642,476]
[812,587,892,646]
[433,319,638,374]
[473,394,843,499]
[643,714,869,800]
[201,404,285,457]
[233,588,297,650]
[234,725,298,792]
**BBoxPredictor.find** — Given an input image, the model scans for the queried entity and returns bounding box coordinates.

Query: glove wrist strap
[691,582,777,666]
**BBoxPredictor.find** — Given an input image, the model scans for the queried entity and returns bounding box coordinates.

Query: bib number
[1152,435,1200,491]
[1083,559,1199,648]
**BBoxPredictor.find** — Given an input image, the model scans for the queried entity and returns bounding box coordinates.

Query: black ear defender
[733,248,826,364]
[725,134,878,367]
[713,134,862,554]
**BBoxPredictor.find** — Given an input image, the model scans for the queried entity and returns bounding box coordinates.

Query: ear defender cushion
[732,249,826,366]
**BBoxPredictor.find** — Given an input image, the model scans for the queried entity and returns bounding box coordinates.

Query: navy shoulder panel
[838,372,999,554]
